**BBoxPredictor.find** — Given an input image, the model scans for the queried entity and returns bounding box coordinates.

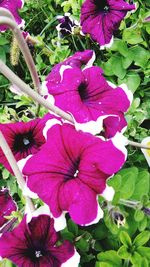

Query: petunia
[0,0,24,32]
[80,0,136,48]
[0,188,17,229]
[45,65,132,138]
[23,123,127,226]
[0,113,61,174]
[56,13,79,37]
[0,213,80,267]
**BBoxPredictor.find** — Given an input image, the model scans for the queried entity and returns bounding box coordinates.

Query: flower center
[35,250,43,258]
[13,131,35,153]
[78,82,88,101]
[0,0,4,3]
[94,0,109,13]
[65,158,80,181]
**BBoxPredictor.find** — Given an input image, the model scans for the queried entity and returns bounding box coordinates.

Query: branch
[0,59,73,122]
[128,140,150,150]
[0,131,35,212]
[0,9,41,94]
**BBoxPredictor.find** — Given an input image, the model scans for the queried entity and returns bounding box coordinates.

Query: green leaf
[97,250,122,266]
[118,72,141,93]
[123,28,143,44]
[132,171,150,200]
[0,47,6,63]
[110,39,129,57]
[130,46,150,68]
[67,219,78,236]
[133,231,150,247]
[137,246,150,260]
[117,246,131,259]
[138,216,148,232]
[134,209,144,222]
[107,174,122,191]
[119,231,132,247]
[2,168,10,180]
[130,252,142,267]
[76,238,89,252]
[111,56,126,79]
[118,167,138,199]
[0,36,9,45]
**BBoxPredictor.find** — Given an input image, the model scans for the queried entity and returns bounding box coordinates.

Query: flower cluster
[0,0,138,266]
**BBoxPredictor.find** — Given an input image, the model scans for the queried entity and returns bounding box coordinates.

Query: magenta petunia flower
[23,123,126,226]
[0,188,17,229]
[80,0,136,48]
[0,113,61,174]
[45,65,132,138]
[0,214,80,267]
[44,50,95,87]
[0,0,24,32]
[56,13,79,37]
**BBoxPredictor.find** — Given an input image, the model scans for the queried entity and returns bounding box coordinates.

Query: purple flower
[0,113,60,173]
[44,50,95,87]
[0,188,17,229]
[45,65,132,138]
[0,214,79,267]
[0,0,24,32]
[23,123,126,226]
[80,0,136,48]
[57,13,79,37]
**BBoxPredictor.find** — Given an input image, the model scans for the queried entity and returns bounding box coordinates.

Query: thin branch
[0,131,35,212]
[0,10,41,94]
[128,140,150,150]
[0,60,150,150]
[0,59,73,122]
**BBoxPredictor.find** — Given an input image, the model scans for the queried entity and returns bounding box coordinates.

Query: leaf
[107,174,122,191]
[118,72,141,93]
[119,231,132,247]
[137,246,150,260]
[129,46,150,68]
[67,219,78,236]
[133,231,150,247]
[111,56,126,79]
[130,252,142,267]
[0,36,9,45]
[76,238,89,252]
[0,47,6,63]
[123,28,143,44]
[97,250,122,266]
[132,171,150,200]
[117,246,131,259]
[134,209,144,222]
[118,167,138,199]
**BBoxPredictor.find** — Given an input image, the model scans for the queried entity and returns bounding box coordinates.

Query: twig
[0,131,35,212]
[128,140,150,150]
[0,60,150,150]
[0,9,41,94]
[0,59,73,122]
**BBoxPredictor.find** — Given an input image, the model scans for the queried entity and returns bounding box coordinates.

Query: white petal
[141,137,150,167]
[53,212,67,232]
[100,36,114,50]
[112,132,128,160]
[23,182,39,199]
[43,118,62,139]
[17,155,32,172]
[26,204,51,223]
[119,83,133,105]
[59,65,72,82]
[61,249,80,267]
[101,185,115,201]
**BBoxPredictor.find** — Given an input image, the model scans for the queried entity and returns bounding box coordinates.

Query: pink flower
[80,0,136,48]
[23,123,126,226]
[0,213,79,267]
[0,113,61,173]
[0,188,17,229]
[0,0,24,32]
[44,63,132,138]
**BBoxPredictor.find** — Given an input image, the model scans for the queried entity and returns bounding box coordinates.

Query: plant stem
[128,140,150,150]
[0,9,41,94]
[0,131,35,213]
[119,199,141,209]
[0,60,150,150]
[0,59,73,123]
